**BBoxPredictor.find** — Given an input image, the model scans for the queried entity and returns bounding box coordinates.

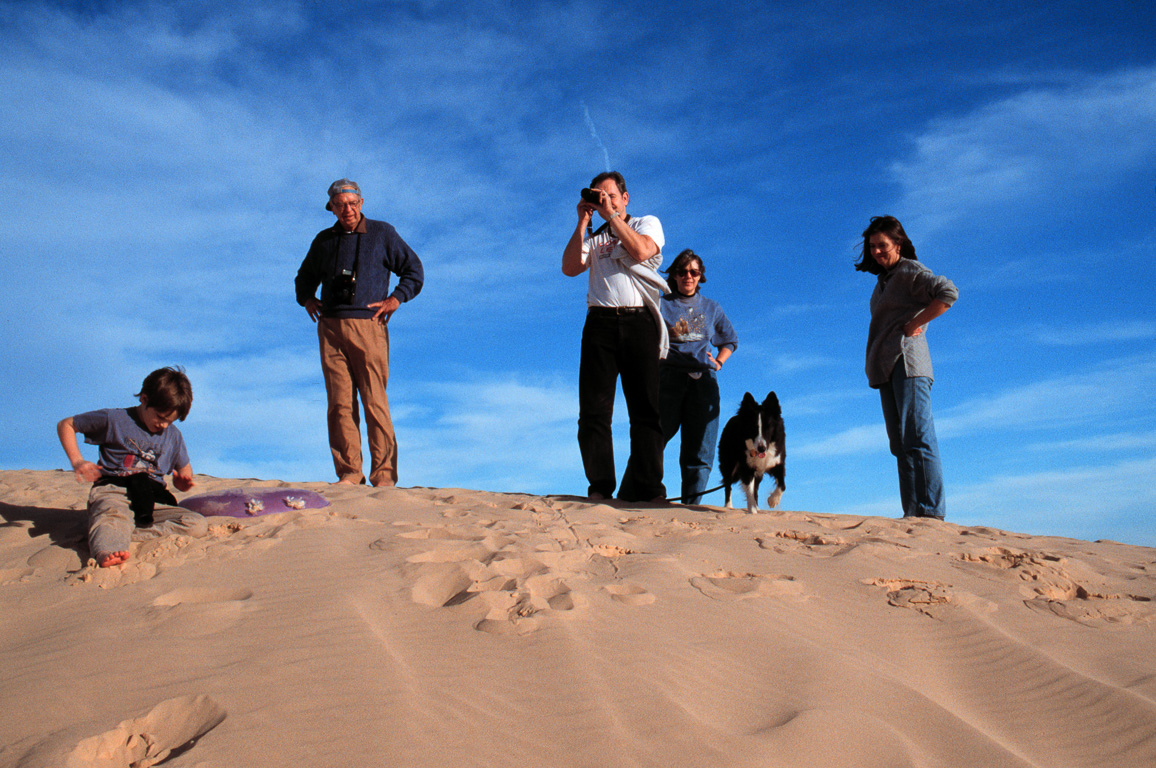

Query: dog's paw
[767,487,782,509]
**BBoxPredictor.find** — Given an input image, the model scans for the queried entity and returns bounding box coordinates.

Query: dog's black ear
[742,392,757,408]
[762,391,780,410]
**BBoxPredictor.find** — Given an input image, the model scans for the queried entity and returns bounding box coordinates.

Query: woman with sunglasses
[857,216,958,519]
[659,249,738,504]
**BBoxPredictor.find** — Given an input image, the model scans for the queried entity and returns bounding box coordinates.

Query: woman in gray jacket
[856,216,958,519]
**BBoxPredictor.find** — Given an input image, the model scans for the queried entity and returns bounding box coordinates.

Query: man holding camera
[562,171,668,502]
[295,178,424,487]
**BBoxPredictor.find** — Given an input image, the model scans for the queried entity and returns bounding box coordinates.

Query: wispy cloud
[1026,321,1156,346]
[938,356,1156,436]
[950,457,1156,546]
[793,424,881,459]
[1023,430,1156,454]
[398,376,583,493]
[794,353,1156,458]
[891,68,1156,231]
[581,102,612,172]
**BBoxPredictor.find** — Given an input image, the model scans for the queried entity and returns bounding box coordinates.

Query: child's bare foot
[334,476,360,485]
[96,551,129,567]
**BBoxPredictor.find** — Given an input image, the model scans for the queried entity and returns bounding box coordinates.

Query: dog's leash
[661,482,727,504]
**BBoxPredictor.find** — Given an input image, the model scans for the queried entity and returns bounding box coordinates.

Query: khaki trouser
[87,483,207,559]
[318,317,397,486]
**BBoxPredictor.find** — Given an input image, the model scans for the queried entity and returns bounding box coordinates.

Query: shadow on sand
[0,501,88,561]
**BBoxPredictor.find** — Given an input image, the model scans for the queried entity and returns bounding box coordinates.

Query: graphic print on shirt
[590,234,619,262]
[668,306,708,343]
[119,436,163,476]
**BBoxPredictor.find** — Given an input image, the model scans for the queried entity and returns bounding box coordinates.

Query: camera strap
[591,213,630,239]
[333,229,362,280]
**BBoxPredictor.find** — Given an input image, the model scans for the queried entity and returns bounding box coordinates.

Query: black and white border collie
[717,391,785,514]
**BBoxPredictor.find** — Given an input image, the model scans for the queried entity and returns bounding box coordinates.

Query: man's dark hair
[590,171,627,195]
[855,215,919,274]
[136,366,194,420]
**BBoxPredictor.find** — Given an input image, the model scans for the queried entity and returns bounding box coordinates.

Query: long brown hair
[855,215,918,274]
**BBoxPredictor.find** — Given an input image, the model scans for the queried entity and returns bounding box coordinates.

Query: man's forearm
[607,216,658,262]
[562,223,588,276]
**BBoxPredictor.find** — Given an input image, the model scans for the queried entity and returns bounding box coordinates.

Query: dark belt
[587,306,647,316]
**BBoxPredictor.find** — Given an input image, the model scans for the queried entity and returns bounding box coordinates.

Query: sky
[2,0,1154,546]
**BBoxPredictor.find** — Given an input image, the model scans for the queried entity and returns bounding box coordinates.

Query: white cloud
[793,424,881,459]
[1023,430,1156,454]
[793,353,1156,458]
[397,376,584,492]
[949,457,1156,546]
[891,68,1156,230]
[938,353,1156,436]
[1027,321,1156,347]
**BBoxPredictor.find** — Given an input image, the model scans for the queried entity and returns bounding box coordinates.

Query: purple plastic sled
[179,487,330,518]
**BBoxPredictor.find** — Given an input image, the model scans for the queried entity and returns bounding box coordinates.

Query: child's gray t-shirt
[71,408,189,484]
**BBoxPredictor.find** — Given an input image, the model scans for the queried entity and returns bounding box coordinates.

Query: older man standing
[296,179,424,486]
[562,171,667,502]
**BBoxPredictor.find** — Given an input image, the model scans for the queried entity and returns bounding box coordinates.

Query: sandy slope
[1,469,1154,767]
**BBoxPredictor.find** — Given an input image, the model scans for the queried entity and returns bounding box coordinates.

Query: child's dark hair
[136,367,193,420]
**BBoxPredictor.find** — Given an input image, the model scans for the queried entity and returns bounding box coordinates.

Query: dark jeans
[659,367,720,504]
[578,307,666,501]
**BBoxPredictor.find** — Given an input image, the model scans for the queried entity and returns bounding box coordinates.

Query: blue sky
[3,0,1154,546]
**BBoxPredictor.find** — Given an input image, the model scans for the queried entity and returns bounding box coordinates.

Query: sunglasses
[674,269,702,277]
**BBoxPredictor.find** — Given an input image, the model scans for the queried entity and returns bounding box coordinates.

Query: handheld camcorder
[332,269,357,305]
[580,187,603,205]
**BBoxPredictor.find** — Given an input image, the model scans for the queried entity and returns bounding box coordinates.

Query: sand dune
[1,469,1154,767]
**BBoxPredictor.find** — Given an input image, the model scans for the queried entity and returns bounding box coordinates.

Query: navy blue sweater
[295,216,424,319]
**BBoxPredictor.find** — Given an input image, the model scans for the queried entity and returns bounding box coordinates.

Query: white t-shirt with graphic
[582,215,664,308]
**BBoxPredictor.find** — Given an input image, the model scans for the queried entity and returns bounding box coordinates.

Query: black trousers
[578,307,666,501]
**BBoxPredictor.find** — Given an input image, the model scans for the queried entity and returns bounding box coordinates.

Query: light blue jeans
[878,358,946,519]
[659,367,721,504]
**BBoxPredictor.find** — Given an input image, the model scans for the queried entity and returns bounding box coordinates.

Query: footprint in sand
[951,546,1148,621]
[467,576,578,635]
[809,518,869,531]
[15,694,225,768]
[470,586,547,635]
[690,571,803,601]
[396,525,488,541]
[405,543,494,563]
[602,583,656,606]
[152,587,253,606]
[525,574,576,611]
[757,531,848,553]
[488,553,548,580]
[0,566,34,584]
[149,588,254,636]
[27,544,84,572]
[863,577,952,617]
[411,563,476,608]
[474,615,541,636]
[1025,593,1154,626]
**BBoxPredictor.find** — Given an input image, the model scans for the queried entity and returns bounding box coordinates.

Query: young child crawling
[57,367,206,567]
